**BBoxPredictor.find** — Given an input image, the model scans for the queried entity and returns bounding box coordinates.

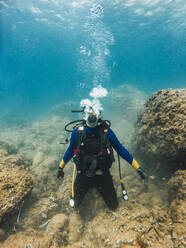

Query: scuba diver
[57,110,147,210]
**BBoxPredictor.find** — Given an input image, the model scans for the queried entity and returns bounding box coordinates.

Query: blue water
[0,0,186,120]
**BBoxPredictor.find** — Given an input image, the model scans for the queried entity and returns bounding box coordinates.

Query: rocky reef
[168,170,186,248]
[0,86,185,247]
[131,88,186,248]
[132,88,186,177]
[0,143,33,233]
[0,165,174,248]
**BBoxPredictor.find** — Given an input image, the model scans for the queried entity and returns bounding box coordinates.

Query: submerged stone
[0,147,33,225]
[132,88,186,177]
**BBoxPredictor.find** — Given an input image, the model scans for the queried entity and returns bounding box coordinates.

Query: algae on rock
[132,88,186,176]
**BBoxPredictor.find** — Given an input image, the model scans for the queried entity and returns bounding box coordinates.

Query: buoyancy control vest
[73,121,115,176]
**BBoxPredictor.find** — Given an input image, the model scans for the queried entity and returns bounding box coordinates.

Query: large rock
[132,88,186,176]
[0,148,33,225]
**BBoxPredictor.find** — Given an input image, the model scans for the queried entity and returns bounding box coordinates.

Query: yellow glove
[132,159,148,180]
[59,160,65,169]
[132,158,140,170]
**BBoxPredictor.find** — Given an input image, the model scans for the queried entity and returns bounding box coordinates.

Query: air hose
[117,153,128,201]
[69,163,76,207]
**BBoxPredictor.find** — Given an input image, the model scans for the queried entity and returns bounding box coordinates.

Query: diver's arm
[59,128,78,169]
[108,128,147,179]
[108,128,133,164]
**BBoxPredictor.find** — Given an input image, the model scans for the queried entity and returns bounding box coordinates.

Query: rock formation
[132,88,186,176]
[168,170,186,248]
[131,88,186,248]
[0,86,185,247]
[0,143,33,232]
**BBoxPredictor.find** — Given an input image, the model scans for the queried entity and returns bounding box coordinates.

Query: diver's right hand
[57,167,64,179]
[137,168,148,181]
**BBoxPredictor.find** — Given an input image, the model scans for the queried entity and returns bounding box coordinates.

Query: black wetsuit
[74,170,118,210]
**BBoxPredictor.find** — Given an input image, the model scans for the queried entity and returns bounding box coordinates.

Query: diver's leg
[74,173,92,207]
[95,172,118,210]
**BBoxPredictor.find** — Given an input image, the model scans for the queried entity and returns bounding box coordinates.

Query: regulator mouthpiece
[86,113,98,128]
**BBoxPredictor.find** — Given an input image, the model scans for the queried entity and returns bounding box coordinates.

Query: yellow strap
[120,179,124,183]
[71,163,76,198]
[132,159,140,170]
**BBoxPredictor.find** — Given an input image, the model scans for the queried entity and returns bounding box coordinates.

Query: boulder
[132,88,186,176]
[0,148,33,225]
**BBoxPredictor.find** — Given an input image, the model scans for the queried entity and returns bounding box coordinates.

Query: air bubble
[90,3,104,19]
